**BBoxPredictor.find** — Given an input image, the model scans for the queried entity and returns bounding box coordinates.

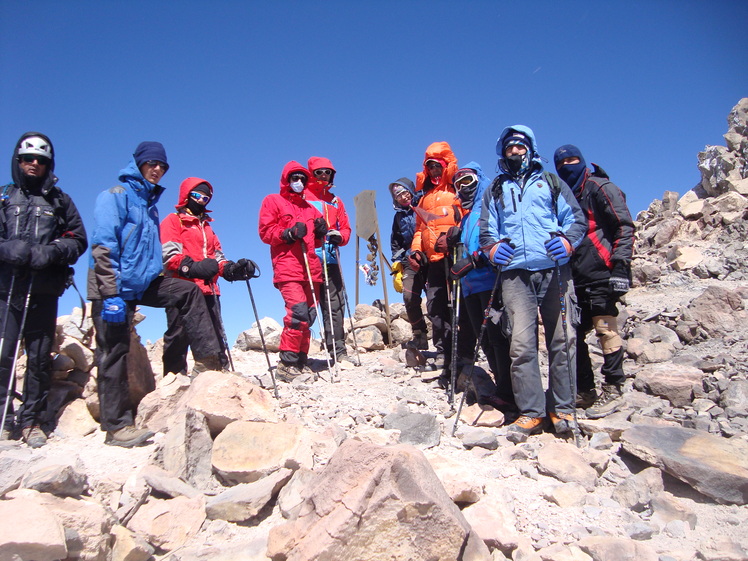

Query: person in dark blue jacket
[480,126,587,440]
[88,141,223,448]
[449,163,514,413]
[388,178,428,350]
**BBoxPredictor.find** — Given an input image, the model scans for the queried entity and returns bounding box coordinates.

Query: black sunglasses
[144,160,169,171]
[19,154,50,166]
[289,174,308,183]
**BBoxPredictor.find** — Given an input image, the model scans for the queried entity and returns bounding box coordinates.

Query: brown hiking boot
[21,426,47,449]
[411,330,429,350]
[506,415,545,443]
[191,355,223,377]
[586,384,624,419]
[276,361,303,383]
[105,425,155,448]
[549,411,578,435]
[576,389,598,409]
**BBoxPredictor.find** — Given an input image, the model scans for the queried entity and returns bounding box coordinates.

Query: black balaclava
[455,169,479,210]
[186,182,211,216]
[554,144,587,192]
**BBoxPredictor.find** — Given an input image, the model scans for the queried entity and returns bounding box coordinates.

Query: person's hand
[434,233,449,254]
[408,250,427,272]
[391,261,404,293]
[181,257,219,280]
[102,296,126,324]
[327,229,343,246]
[490,240,515,266]
[0,239,32,266]
[313,217,328,239]
[544,236,572,261]
[281,222,307,243]
[29,244,62,270]
[223,258,258,281]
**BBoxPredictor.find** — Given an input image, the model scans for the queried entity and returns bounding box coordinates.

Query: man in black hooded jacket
[0,132,87,447]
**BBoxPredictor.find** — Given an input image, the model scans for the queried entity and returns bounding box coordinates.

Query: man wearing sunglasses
[0,132,88,447]
[305,157,352,366]
[89,142,224,448]
[160,177,258,374]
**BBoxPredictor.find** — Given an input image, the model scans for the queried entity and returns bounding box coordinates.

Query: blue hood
[496,125,543,176]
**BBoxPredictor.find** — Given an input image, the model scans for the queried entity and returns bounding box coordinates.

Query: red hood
[280,161,311,199]
[176,177,214,210]
[307,156,336,199]
[415,141,458,192]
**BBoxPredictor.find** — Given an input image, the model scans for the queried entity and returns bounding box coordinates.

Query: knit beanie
[133,141,168,167]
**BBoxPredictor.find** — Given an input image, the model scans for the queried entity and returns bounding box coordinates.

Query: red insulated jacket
[305,156,352,265]
[258,161,323,285]
[160,177,227,295]
[411,142,465,263]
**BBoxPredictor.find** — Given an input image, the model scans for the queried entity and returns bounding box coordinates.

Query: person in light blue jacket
[479,126,586,440]
[88,142,223,448]
[448,162,514,414]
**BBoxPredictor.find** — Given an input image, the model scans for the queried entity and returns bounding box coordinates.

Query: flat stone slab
[620,424,748,505]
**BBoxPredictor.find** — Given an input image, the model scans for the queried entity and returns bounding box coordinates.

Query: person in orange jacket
[409,142,475,382]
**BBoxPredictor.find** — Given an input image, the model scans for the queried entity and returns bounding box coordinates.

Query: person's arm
[90,188,126,298]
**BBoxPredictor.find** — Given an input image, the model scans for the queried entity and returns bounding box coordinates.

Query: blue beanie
[133,141,167,167]
[554,144,587,190]
[502,131,530,153]
[553,144,584,169]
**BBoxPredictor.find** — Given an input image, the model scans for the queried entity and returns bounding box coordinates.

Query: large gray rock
[126,495,206,552]
[21,462,88,497]
[612,466,664,510]
[206,468,292,522]
[536,442,598,492]
[633,363,704,407]
[686,285,746,337]
[161,408,214,490]
[0,495,67,561]
[577,535,658,561]
[620,424,748,505]
[267,440,491,561]
[383,405,440,448]
[234,317,282,352]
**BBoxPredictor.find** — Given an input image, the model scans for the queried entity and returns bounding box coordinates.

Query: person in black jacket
[388,178,428,350]
[0,132,88,447]
[554,144,635,419]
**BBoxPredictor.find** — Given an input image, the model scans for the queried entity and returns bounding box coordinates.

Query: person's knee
[593,315,622,353]
[288,302,311,330]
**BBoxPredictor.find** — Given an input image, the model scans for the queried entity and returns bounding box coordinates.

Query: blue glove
[544,236,571,261]
[102,297,126,324]
[491,241,516,266]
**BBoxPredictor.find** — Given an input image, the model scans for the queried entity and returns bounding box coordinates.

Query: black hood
[11,131,57,193]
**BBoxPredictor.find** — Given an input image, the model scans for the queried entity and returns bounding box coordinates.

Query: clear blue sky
[2,1,746,346]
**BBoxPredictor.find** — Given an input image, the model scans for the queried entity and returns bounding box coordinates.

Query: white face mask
[290,180,304,193]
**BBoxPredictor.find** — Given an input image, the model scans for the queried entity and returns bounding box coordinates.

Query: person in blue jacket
[88,141,223,448]
[388,177,428,350]
[448,163,514,413]
[479,126,587,439]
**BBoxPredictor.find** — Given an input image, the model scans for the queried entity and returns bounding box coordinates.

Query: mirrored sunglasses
[189,191,211,204]
[19,154,50,166]
[145,160,170,171]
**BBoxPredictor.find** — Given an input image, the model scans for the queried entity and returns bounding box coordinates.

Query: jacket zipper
[34,206,42,241]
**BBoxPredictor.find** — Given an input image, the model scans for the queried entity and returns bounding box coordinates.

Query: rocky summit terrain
[1,99,748,561]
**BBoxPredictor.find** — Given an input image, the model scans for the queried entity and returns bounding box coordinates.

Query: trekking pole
[1,274,33,434]
[448,247,461,407]
[300,240,334,379]
[320,242,340,382]
[555,257,584,448]
[452,267,502,436]
[209,283,235,372]
[244,275,279,399]
[0,275,17,434]
[334,246,361,366]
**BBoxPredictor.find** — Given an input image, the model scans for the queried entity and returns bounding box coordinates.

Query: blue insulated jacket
[87,159,165,301]
[389,178,419,263]
[479,126,587,272]
[457,162,496,296]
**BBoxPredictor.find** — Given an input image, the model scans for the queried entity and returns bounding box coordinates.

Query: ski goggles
[144,160,170,171]
[454,173,478,189]
[189,191,211,204]
[313,169,333,177]
[19,154,50,165]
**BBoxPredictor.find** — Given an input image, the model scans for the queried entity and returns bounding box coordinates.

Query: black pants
[401,260,427,333]
[163,293,229,375]
[426,260,475,362]
[319,264,347,359]
[92,276,222,432]
[464,290,514,403]
[0,289,57,431]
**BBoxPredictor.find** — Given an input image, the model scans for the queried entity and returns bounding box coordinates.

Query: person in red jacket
[259,162,327,382]
[305,157,353,364]
[161,177,257,375]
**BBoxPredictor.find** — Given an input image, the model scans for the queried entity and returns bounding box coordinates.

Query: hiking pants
[501,266,577,418]
[401,261,427,333]
[318,265,346,359]
[277,280,319,365]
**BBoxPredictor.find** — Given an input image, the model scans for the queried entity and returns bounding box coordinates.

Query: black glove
[0,239,32,267]
[223,258,258,281]
[313,217,328,239]
[446,226,461,250]
[327,229,343,246]
[281,222,307,243]
[180,257,219,280]
[449,255,475,279]
[434,233,449,254]
[408,250,427,272]
[29,244,63,270]
[609,262,631,297]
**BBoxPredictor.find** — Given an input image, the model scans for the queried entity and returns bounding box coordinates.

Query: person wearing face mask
[305,157,352,365]
[0,132,87,447]
[160,177,259,375]
[409,142,467,382]
[448,163,515,416]
[553,144,634,419]
[89,142,225,448]
[258,162,325,382]
[479,126,586,440]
